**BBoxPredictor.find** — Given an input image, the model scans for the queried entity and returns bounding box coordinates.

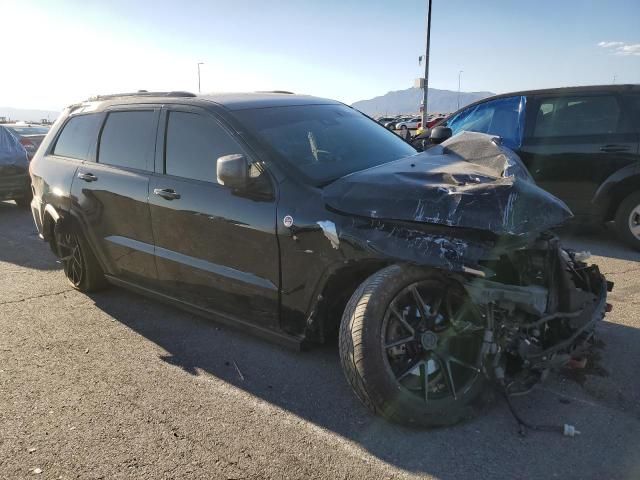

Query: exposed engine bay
[466,234,611,392]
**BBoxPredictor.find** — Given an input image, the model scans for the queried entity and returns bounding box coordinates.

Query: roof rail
[86,90,197,101]
[256,90,295,94]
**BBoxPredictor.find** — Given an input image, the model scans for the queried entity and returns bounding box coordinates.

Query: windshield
[234,104,416,185]
[7,125,50,136]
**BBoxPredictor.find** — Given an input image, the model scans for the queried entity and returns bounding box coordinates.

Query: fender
[41,204,73,257]
[591,163,640,208]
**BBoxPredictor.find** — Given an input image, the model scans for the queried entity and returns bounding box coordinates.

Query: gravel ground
[1,200,639,480]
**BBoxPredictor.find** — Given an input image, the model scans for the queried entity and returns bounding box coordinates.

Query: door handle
[77,172,98,182]
[600,144,630,153]
[153,188,181,200]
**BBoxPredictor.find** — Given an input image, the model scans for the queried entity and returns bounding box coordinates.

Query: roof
[486,83,640,100]
[198,92,340,110]
[72,91,341,112]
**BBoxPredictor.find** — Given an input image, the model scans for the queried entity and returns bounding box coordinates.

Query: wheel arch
[592,165,640,221]
[304,259,392,343]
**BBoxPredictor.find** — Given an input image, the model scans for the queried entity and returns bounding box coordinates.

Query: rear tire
[614,191,640,251]
[14,192,32,209]
[339,265,488,428]
[55,227,108,292]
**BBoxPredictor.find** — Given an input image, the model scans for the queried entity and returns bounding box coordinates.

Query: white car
[395,117,421,132]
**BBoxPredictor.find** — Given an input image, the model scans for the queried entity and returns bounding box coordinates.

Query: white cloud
[598,41,640,56]
[598,41,624,48]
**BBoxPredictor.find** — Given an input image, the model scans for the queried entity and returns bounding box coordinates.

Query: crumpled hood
[322,132,573,236]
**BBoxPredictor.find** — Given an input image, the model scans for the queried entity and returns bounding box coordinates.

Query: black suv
[421,85,640,249]
[30,91,610,427]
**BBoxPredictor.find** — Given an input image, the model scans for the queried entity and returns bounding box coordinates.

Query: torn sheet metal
[316,220,340,249]
[322,132,572,237]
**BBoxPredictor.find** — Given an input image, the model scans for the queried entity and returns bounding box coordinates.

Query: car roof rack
[86,90,197,101]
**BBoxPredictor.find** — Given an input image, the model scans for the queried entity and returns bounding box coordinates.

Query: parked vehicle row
[28,90,611,428]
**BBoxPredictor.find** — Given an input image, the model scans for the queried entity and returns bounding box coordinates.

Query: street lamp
[197,62,204,93]
[457,70,463,110]
[420,0,433,127]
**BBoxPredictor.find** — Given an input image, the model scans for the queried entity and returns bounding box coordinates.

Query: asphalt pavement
[1,199,639,479]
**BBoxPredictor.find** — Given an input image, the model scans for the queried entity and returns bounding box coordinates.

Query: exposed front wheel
[339,265,488,427]
[55,229,107,292]
[614,191,640,251]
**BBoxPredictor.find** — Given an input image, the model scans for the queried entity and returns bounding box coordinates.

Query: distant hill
[0,107,60,123]
[352,87,495,117]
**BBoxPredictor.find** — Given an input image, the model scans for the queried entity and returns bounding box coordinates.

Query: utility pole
[421,0,432,127]
[197,62,204,93]
[457,70,463,110]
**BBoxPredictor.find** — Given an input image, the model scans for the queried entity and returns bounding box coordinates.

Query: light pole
[457,70,463,110]
[197,62,204,93]
[421,0,432,127]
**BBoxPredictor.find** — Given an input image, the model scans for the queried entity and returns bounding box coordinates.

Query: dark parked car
[376,116,396,126]
[418,85,640,249]
[0,125,31,207]
[3,123,50,160]
[30,91,610,428]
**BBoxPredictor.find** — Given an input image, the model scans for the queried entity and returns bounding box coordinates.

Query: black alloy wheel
[339,265,489,427]
[57,232,85,287]
[381,279,484,403]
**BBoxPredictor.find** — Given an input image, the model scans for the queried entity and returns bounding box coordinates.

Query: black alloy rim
[57,233,84,287]
[381,280,485,403]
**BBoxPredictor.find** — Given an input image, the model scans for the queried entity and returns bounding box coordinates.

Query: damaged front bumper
[462,238,611,381]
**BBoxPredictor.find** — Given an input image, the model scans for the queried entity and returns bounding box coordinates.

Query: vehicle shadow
[0,200,60,271]
[558,224,640,262]
[88,286,640,480]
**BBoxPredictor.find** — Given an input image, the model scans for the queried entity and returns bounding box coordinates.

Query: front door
[72,107,159,284]
[518,93,639,220]
[148,106,280,329]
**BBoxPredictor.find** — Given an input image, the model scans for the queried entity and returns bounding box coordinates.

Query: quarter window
[532,96,621,137]
[164,111,246,182]
[98,111,156,170]
[53,114,102,161]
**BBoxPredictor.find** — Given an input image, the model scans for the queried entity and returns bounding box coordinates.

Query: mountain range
[351,87,495,117]
[0,107,60,123]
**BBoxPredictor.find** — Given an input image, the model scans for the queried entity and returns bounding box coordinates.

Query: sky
[2,0,639,111]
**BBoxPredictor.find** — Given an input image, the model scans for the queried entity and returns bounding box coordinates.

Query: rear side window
[532,95,621,137]
[447,96,525,148]
[53,114,102,160]
[164,111,245,181]
[98,111,156,170]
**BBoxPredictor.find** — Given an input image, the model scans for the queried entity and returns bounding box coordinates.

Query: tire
[339,265,488,428]
[55,226,108,292]
[14,191,32,209]
[614,191,640,250]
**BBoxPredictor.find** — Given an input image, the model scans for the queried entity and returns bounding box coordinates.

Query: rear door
[71,106,159,284]
[518,92,638,219]
[148,106,280,329]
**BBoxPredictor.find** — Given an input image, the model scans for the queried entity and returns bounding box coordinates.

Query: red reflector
[605,303,613,312]
[20,138,35,151]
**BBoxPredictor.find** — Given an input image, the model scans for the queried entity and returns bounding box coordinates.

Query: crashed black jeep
[29,94,610,428]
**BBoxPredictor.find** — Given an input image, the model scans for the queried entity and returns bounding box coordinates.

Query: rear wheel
[339,265,488,427]
[55,228,107,292]
[614,191,640,250]
[14,191,32,209]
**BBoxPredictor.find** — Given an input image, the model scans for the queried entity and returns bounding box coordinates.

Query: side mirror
[217,154,248,189]
[430,126,453,144]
